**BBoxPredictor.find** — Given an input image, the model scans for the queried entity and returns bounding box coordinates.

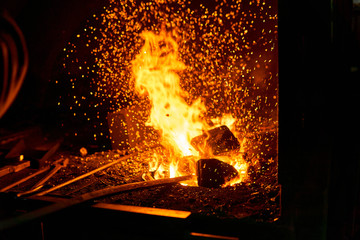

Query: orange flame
[132,29,248,185]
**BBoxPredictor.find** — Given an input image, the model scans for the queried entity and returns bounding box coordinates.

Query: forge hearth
[2,0,356,238]
[0,0,280,237]
[61,0,279,191]
[0,146,280,222]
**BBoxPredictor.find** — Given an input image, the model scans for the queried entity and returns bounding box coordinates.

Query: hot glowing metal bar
[93,203,191,219]
[28,195,191,219]
[190,232,239,240]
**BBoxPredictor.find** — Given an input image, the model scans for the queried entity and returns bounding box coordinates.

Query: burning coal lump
[191,125,241,187]
[131,29,248,188]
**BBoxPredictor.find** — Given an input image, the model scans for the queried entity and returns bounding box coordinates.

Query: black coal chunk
[191,125,240,156]
[196,158,238,188]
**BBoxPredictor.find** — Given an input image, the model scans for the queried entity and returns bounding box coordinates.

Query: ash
[35,149,279,222]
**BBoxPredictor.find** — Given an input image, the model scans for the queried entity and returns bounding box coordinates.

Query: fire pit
[0,0,281,238]
[2,0,356,239]
[56,0,279,219]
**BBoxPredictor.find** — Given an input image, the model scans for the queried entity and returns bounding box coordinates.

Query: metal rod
[16,159,70,197]
[32,159,69,189]
[0,175,193,231]
[80,174,194,200]
[0,166,50,192]
[36,153,135,196]
[0,160,31,178]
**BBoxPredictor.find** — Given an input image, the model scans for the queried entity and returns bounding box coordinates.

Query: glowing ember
[60,0,278,187]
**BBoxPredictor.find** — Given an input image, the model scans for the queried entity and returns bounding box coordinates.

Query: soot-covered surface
[1,149,280,222]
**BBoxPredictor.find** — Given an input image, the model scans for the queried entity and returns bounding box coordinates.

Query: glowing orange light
[132,29,248,186]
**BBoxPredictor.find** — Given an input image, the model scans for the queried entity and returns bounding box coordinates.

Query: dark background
[0,0,104,132]
[279,0,360,239]
[0,0,360,239]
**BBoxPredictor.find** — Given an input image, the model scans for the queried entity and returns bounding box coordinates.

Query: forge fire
[130,29,249,187]
[62,0,278,186]
[54,0,279,220]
